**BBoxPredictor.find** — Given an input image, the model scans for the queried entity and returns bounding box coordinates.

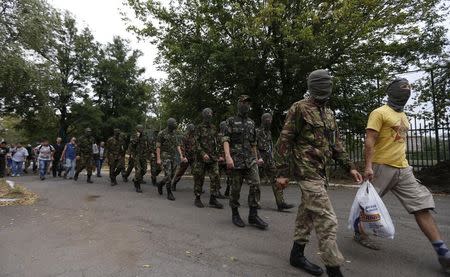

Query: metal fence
[342,116,450,170]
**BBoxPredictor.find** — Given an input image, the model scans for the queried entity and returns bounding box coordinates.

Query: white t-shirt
[12,147,29,162]
[99,147,105,159]
[36,145,54,161]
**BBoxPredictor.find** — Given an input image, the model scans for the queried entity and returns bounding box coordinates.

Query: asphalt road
[0,173,449,277]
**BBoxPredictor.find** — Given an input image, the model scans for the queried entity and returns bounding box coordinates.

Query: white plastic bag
[348,181,395,239]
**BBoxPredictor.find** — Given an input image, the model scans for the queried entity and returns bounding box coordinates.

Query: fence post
[447,117,450,161]
[430,69,441,162]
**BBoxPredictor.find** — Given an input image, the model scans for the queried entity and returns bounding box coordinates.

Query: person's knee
[413,208,433,217]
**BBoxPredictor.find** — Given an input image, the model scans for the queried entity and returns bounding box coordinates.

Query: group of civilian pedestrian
[0,137,105,180]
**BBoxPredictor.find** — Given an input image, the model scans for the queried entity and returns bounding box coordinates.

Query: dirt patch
[85,195,101,202]
[416,161,450,194]
[0,179,38,206]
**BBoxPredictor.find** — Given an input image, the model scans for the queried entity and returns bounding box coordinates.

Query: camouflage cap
[238,95,251,103]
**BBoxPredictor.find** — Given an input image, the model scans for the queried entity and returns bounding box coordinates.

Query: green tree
[93,36,157,138]
[126,0,449,132]
[1,0,98,142]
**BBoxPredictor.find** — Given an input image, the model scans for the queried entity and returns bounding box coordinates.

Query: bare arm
[364,129,379,180]
[156,147,161,164]
[61,145,67,160]
[252,146,259,160]
[177,145,186,162]
[223,141,234,169]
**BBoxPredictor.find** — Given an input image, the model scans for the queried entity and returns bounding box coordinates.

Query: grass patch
[0,178,38,206]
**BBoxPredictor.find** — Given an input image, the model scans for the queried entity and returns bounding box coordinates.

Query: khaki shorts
[372,163,435,214]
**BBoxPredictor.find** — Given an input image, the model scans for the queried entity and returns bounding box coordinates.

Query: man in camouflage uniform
[218,121,231,198]
[192,108,224,209]
[74,127,96,183]
[274,70,362,277]
[121,132,133,182]
[170,124,196,191]
[129,124,147,193]
[156,118,186,201]
[147,130,161,187]
[256,113,294,211]
[106,128,126,186]
[223,95,268,230]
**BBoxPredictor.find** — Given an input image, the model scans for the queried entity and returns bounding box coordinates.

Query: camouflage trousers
[132,157,147,183]
[294,178,344,267]
[75,155,94,176]
[108,155,124,180]
[161,158,177,188]
[150,157,162,178]
[259,165,285,206]
[229,163,260,209]
[123,157,134,178]
[171,159,194,186]
[219,163,231,190]
[192,161,220,197]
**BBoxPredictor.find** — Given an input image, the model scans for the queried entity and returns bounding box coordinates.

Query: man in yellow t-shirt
[359,78,449,273]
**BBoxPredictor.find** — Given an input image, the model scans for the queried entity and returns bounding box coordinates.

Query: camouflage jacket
[195,122,220,163]
[181,133,196,160]
[147,133,158,160]
[106,136,125,158]
[128,132,148,158]
[222,115,257,169]
[274,98,354,180]
[156,128,180,160]
[77,135,95,157]
[256,127,274,168]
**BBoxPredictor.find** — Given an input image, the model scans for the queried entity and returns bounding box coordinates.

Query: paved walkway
[0,174,449,276]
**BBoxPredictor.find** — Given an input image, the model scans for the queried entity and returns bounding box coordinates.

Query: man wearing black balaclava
[156,118,186,201]
[222,95,268,230]
[129,124,147,193]
[192,108,224,209]
[256,113,294,211]
[170,123,196,191]
[363,78,449,273]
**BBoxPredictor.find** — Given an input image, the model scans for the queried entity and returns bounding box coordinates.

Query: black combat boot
[87,174,93,183]
[110,177,117,186]
[290,242,324,276]
[74,172,79,181]
[248,207,268,229]
[326,266,343,277]
[122,175,128,182]
[194,196,204,208]
[167,187,175,201]
[134,181,142,193]
[232,207,245,227]
[157,181,164,195]
[224,185,230,198]
[209,195,223,209]
[151,176,157,187]
[277,202,295,212]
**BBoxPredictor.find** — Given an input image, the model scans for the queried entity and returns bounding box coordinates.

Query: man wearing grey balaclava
[307,69,333,103]
[386,78,411,112]
[274,69,363,277]
[364,78,449,273]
